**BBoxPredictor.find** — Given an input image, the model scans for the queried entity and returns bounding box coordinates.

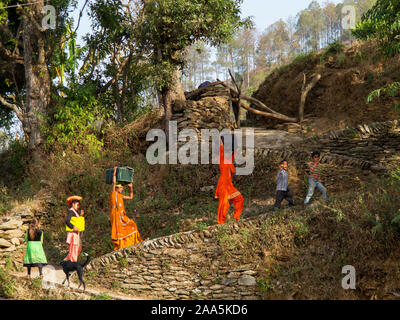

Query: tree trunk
[160,67,185,147]
[161,85,173,145]
[22,5,51,164]
[232,100,240,128]
[298,73,321,123]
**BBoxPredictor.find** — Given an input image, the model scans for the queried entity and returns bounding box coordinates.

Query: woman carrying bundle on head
[109,167,142,251]
[215,134,244,224]
[23,218,48,278]
[64,195,85,262]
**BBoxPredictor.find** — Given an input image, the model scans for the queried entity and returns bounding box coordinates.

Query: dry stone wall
[0,206,36,268]
[86,218,264,300]
[172,97,237,137]
[289,119,400,172]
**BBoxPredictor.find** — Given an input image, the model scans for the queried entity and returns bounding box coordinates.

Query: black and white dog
[60,253,91,291]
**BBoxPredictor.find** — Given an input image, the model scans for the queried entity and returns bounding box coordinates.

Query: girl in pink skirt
[64,196,84,262]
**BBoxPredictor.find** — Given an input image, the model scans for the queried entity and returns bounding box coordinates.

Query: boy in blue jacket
[274,160,294,209]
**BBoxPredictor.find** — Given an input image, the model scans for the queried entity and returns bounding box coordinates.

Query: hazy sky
[240,0,345,32]
[72,0,346,43]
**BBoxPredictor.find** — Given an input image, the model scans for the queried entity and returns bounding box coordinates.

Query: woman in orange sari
[109,167,142,250]
[215,136,244,224]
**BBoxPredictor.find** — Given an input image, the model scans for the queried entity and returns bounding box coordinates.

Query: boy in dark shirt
[274,160,294,209]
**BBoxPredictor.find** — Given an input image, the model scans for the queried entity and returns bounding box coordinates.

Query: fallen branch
[235,100,298,123]
[218,79,294,123]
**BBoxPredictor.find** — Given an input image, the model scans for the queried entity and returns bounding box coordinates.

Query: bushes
[292,52,316,65]
[356,168,400,239]
[0,139,28,186]
[0,266,15,298]
[323,40,345,58]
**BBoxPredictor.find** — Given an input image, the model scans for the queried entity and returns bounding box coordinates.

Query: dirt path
[12,265,142,300]
[241,127,303,149]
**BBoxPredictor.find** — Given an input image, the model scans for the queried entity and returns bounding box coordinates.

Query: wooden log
[237,101,298,123]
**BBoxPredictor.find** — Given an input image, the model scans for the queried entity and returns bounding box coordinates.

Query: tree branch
[73,0,90,35]
[236,100,298,123]
[217,79,279,114]
[228,68,241,97]
[21,10,47,33]
[298,73,321,122]
[0,40,24,63]
[0,95,23,121]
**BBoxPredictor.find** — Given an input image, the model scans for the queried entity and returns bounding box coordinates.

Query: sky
[240,0,344,33]
[72,0,346,45]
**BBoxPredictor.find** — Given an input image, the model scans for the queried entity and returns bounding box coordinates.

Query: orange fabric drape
[109,191,142,250]
[215,143,244,224]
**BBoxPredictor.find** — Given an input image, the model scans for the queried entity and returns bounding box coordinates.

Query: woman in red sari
[109,167,142,250]
[215,136,244,224]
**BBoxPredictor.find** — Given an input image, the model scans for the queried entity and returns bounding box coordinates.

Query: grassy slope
[250,40,400,134]
[2,41,400,299]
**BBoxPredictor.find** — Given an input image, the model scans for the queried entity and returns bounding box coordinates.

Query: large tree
[0,0,70,163]
[134,0,250,143]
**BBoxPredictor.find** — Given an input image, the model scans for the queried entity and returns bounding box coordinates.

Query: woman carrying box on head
[110,166,142,251]
[215,134,244,224]
[64,195,85,262]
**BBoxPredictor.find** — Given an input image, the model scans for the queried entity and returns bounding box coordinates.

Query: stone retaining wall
[86,217,265,300]
[172,97,237,136]
[0,205,38,268]
[249,119,400,174]
[289,119,400,170]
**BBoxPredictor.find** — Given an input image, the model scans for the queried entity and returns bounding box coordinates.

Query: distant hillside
[249,40,400,134]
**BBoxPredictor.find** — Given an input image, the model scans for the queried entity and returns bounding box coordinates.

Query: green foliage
[256,277,272,293]
[352,1,400,110]
[91,292,114,300]
[292,217,310,245]
[353,0,400,56]
[0,138,28,188]
[321,40,345,61]
[292,52,316,65]
[367,81,400,104]
[136,0,249,88]
[354,50,370,63]
[0,267,15,298]
[357,168,400,238]
[45,83,110,151]
[118,256,128,268]
[336,52,347,67]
